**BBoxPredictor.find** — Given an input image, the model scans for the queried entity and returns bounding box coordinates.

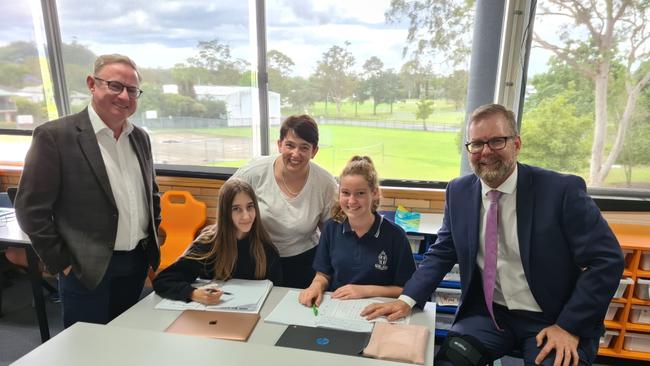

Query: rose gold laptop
[164,310,260,341]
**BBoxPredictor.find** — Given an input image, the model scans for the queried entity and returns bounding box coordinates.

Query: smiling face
[339,174,378,221]
[467,113,521,188]
[87,62,139,129]
[230,192,256,239]
[277,130,318,174]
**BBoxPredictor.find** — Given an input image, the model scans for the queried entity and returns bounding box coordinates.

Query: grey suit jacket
[15,108,161,289]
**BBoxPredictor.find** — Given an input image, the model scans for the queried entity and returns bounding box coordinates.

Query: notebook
[164,310,260,341]
[275,325,371,356]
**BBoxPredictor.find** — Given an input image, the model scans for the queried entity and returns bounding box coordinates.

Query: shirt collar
[480,164,518,197]
[342,212,383,238]
[88,103,134,137]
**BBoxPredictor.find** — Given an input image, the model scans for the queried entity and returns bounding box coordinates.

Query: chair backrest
[158,191,207,272]
[6,187,17,205]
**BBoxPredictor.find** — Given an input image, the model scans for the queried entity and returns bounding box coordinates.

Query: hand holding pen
[190,285,231,305]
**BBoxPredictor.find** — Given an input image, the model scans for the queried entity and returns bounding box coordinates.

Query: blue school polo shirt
[313,212,416,291]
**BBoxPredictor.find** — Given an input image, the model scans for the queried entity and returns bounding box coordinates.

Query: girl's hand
[299,286,324,307]
[190,286,223,305]
[331,284,368,300]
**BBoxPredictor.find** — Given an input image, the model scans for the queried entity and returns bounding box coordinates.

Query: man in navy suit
[363,104,624,366]
[15,54,160,327]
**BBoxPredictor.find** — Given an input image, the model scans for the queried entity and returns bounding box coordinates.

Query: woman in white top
[232,115,337,288]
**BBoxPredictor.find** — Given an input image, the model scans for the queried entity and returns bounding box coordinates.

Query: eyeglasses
[465,136,515,153]
[93,77,143,99]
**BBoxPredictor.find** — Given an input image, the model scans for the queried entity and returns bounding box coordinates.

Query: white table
[108,287,436,364]
[14,287,436,365]
[12,322,422,366]
[0,209,50,342]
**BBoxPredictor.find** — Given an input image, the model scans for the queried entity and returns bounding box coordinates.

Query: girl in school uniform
[298,156,415,307]
[153,178,282,305]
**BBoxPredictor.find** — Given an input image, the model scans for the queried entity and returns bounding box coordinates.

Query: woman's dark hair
[186,178,277,280]
[331,155,380,223]
[279,114,319,148]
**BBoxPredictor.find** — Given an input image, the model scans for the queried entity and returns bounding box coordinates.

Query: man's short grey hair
[468,104,519,136]
[93,54,142,82]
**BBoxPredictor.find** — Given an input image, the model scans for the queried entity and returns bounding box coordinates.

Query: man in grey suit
[15,54,161,327]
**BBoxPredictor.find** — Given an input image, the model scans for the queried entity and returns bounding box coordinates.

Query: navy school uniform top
[313,212,416,291]
[152,236,282,301]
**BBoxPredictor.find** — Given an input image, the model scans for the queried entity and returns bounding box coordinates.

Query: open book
[154,279,273,314]
[265,290,410,332]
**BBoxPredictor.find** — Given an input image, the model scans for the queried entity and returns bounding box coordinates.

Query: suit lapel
[467,176,482,266]
[75,110,117,208]
[129,130,152,205]
[516,163,534,274]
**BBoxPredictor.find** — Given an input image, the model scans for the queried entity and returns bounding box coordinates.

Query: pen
[205,288,233,295]
[312,303,318,316]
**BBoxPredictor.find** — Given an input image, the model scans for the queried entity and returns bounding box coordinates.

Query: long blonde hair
[187,179,276,280]
[331,155,380,223]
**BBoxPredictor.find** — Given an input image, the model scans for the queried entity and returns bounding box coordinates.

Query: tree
[386,0,475,66]
[187,39,248,85]
[376,69,402,114]
[362,56,385,114]
[415,98,434,130]
[520,93,592,173]
[313,43,356,115]
[387,0,650,186]
[533,1,650,185]
[443,70,468,110]
[267,50,295,105]
[618,120,650,187]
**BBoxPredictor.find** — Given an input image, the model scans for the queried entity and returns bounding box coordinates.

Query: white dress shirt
[399,165,542,312]
[477,165,541,311]
[88,105,149,251]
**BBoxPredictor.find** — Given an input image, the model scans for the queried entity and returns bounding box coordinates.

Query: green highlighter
[311,304,318,316]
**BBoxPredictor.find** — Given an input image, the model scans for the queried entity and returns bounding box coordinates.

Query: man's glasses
[93,77,143,99]
[465,136,515,153]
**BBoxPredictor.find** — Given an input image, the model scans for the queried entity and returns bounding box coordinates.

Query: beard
[470,156,516,187]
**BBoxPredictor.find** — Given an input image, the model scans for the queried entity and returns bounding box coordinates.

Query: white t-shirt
[232,155,338,257]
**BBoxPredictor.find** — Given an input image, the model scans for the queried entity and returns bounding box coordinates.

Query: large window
[266,0,474,181]
[0,1,52,163]
[521,1,650,189]
[57,0,257,167]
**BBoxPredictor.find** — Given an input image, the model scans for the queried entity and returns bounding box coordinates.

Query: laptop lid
[165,310,260,341]
[275,325,371,356]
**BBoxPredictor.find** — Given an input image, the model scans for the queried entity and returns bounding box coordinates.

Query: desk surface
[108,286,436,365]
[0,209,30,245]
[15,287,435,366]
[13,322,420,366]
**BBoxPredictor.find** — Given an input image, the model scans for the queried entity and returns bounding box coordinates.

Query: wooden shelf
[604,320,622,329]
[599,347,650,361]
[626,322,650,332]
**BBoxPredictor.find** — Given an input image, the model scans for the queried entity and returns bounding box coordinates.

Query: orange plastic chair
[157,190,207,274]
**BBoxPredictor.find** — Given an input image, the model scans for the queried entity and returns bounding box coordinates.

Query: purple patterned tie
[483,190,502,330]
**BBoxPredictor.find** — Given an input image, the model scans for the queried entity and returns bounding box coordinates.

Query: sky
[0,0,565,79]
[0,0,470,78]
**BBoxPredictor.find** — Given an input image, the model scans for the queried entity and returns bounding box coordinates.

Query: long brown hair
[331,155,380,223]
[187,178,276,280]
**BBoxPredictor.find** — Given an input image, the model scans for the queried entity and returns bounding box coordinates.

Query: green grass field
[284,99,465,125]
[2,123,649,188]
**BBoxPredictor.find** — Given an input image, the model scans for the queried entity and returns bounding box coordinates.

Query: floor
[0,268,645,366]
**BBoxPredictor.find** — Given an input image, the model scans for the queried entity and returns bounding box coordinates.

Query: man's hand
[331,284,368,300]
[62,265,72,276]
[535,324,579,366]
[360,300,411,322]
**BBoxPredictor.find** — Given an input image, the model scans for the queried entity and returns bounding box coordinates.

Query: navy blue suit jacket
[403,163,624,338]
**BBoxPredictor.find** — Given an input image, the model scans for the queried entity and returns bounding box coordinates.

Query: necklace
[279,162,309,197]
[281,170,300,196]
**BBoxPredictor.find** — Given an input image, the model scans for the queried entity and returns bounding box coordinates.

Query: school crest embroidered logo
[374,250,388,270]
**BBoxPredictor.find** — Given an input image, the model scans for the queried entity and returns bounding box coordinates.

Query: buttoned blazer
[402,163,624,338]
[15,108,161,289]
